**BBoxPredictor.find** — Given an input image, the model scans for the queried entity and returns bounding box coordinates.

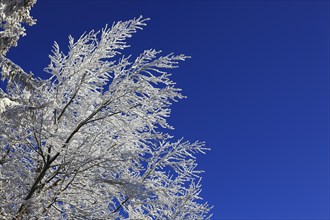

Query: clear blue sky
[5,0,329,219]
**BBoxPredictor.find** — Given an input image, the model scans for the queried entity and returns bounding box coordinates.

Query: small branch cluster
[0,0,36,56]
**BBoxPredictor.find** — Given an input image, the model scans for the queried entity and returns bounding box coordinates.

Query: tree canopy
[0,1,212,219]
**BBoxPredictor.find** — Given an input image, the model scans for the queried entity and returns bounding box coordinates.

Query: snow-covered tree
[0,1,212,219]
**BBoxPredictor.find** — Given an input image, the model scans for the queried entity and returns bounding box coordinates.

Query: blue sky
[4,0,329,219]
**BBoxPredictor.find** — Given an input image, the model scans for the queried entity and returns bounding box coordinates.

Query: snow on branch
[0,0,36,55]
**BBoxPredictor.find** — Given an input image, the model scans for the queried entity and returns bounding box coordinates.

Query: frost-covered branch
[0,0,36,55]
